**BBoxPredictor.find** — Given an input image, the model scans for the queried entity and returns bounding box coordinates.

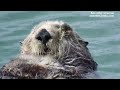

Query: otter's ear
[19,41,23,45]
[78,40,89,46]
[84,41,89,46]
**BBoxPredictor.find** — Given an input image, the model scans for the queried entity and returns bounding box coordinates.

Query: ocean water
[0,11,120,79]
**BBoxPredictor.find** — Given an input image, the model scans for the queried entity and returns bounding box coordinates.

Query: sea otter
[0,21,98,79]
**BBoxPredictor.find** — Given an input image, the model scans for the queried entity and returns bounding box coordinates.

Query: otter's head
[20,21,89,59]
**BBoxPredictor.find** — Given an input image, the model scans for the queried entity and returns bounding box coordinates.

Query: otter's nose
[36,29,51,44]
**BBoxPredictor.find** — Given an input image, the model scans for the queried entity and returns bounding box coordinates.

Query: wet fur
[0,21,98,79]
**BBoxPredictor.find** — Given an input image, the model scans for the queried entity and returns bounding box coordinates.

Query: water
[0,11,120,79]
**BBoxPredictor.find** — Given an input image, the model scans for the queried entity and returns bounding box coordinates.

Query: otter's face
[21,21,74,57]
[21,21,89,60]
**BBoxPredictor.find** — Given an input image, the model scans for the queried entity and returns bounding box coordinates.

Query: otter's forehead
[40,21,65,26]
[32,21,66,36]
[33,21,64,30]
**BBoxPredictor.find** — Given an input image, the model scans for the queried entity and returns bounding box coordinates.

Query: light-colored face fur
[20,21,89,60]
